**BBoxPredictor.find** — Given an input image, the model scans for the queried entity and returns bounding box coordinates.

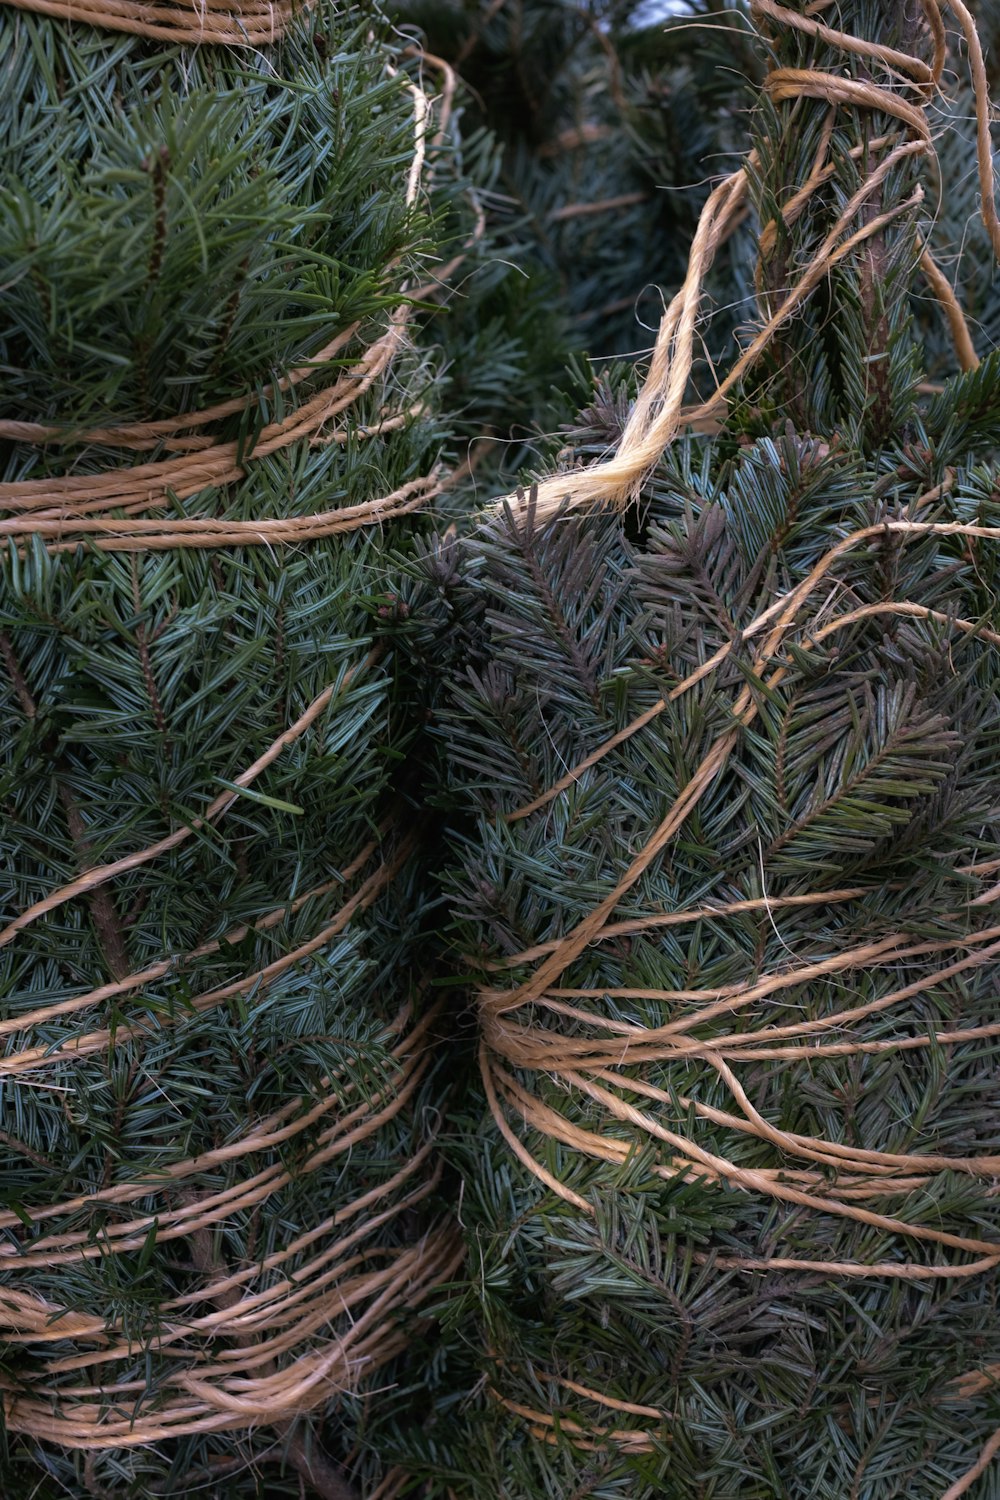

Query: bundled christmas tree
[414,1,1000,1494]
[0,1,516,1493]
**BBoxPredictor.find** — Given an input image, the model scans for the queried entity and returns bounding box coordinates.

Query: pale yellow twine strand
[498,0,992,523]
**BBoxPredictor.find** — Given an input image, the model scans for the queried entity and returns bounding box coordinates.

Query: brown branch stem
[0,629,130,981]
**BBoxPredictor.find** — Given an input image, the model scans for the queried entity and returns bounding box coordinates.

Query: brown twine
[939,1430,1000,1500]
[479,512,1000,1235]
[1,0,302,46]
[484,1362,674,1455]
[500,0,995,522]
[1,841,464,1440]
[490,1390,661,1454]
[0,652,383,954]
[1,863,462,1447]
[549,192,650,223]
[366,1469,420,1500]
[487,1354,1000,1470]
[478,509,1000,1473]
[474,13,1000,1485]
[0,639,455,1416]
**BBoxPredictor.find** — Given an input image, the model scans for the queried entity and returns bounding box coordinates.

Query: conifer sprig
[414,3,1000,1494]
[0,1,508,1494]
[1,9,429,427]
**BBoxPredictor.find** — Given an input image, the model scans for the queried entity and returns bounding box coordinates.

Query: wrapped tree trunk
[0,3,489,1494]
[422,2,1000,1495]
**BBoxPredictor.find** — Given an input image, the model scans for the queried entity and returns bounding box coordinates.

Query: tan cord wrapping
[2,827,462,1446]
[0,702,459,1441]
[1,0,302,45]
[483,1361,678,1455]
[481,514,1000,1238]
[480,514,1000,1468]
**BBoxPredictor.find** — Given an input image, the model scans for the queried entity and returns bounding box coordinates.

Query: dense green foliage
[7,0,1000,1494]
[0,5,511,1496]
[1,12,426,425]
[402,3,1000,1494]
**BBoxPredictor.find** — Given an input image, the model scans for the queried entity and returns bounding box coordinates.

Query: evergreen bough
[0,3,506,1495]
[416,2,1000,1494]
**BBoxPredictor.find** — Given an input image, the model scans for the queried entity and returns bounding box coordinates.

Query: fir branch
[423,9,1000,1495]
[1,628,130,981]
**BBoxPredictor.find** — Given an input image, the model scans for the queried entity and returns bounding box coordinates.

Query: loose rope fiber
[476,5,1000,1489]
[499,0,991,523]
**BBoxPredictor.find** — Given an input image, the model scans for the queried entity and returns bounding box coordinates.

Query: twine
[501,0,995,523]
[1,839,463,1447]
[367,1470,422,1500]
[488,1366,670,1455]
[478,510,1000,1487]
[484,1354,1000,1469]
[0,793,462,1467]
[0,726,461,1452]
[480,511,1000,1245]
[476,8,1000,1491]
[5,0,308,50]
